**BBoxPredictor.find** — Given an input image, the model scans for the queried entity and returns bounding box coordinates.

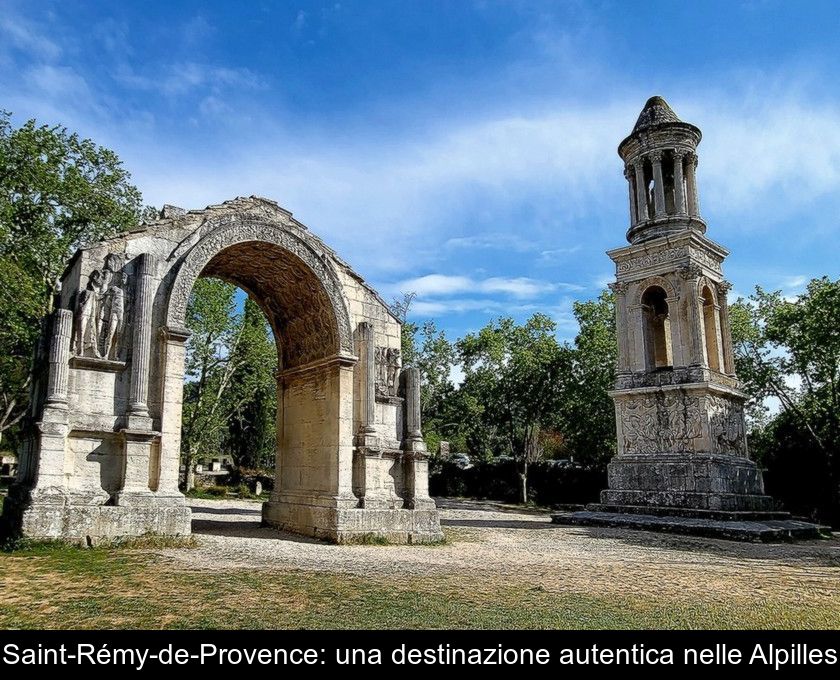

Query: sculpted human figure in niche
[101,271,128,360]
[374,347,401,397]
[374,347,388,397]
[74,269,104,357]
[386,348,400,396]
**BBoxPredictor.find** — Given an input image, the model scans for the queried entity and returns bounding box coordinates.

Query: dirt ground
[166,497,840,607]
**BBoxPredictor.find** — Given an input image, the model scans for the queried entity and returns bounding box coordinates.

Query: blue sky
[2,0,839,342]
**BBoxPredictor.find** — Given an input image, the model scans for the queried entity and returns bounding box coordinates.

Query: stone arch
[3,198,443,545]
[640,284,673,370]
[694,275,719,306]
[698,279,723,372]
[165,218,353,368]
[633,275,677,306]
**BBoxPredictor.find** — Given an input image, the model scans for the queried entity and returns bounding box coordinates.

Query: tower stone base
[550,383,829,541]
[601,452,775,511]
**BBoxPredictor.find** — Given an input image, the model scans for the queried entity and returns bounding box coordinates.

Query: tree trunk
[519,461,528,505]
[183,450,196,492]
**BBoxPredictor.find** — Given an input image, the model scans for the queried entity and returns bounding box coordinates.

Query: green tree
[182,282,281,488]
[730,277,840,522]
[555,290,617,469]
[458,314,564,502]
[392,293,459,453]
[0,258,43,443]
[730,277,840,451]
[0,111,143,442]
[222,298,278,471]
[181,278,240,490]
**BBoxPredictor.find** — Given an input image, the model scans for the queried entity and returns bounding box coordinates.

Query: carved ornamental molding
[165,217,353,365]
[616,245,688,274]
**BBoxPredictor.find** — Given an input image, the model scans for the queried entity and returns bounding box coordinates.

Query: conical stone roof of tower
[632,96,681,132]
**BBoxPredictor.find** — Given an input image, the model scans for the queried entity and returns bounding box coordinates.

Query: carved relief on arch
[633,274,678,306]
[164,220,354,366]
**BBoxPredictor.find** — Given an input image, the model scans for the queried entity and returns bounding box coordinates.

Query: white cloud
[538,245,581,262]
[0,15,61,61]
[1,4,836,301]
[410,298,543,316]
[691,94,840,220]
[593,273,614,290]
[390,274,579,299]
[448,363,465,386]
[27,64,91,99]
[199,95,231,117]
[780,274,807,291]
[291,10,307,35]
[115,62,264,95]
[444,233,538,252]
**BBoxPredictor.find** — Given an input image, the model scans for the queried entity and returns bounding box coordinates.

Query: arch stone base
[3,487,191,545]
[262,499,443,544]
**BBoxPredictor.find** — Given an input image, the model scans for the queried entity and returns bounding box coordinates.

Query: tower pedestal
[602,453,773,511]
[601,381,775,512]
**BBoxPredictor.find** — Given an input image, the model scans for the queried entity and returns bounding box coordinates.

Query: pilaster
[128,253,156,428]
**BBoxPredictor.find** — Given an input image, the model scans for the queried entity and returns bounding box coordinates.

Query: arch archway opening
[198,241,341,370]
[175,240,345,530]
[180,276,278,501]
[641,285,672,370]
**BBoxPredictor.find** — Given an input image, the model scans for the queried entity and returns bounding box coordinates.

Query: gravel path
[161,498,840,603]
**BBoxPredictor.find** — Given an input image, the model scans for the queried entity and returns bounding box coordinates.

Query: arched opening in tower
[701,284,722,372]
[641,285,672,370]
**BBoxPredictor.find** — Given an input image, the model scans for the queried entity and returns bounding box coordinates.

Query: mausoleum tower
[602,96,772,512]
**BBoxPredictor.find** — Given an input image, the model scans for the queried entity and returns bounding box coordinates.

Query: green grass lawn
[1,540,839,629]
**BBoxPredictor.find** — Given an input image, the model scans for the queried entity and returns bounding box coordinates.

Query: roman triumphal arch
[2,197,443,543]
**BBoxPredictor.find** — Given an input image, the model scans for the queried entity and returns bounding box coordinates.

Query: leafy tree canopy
[0,111,143,442]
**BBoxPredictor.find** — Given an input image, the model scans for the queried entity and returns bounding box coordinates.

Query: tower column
[624,166,636,228]
[32,309,75,496]
[679,265,706,365]
[358,322,378,437]
[403,366,423,446]
[673,150,687,215]
[685,152,700,217]
[651,151,666,218]
[633,160,648,222]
